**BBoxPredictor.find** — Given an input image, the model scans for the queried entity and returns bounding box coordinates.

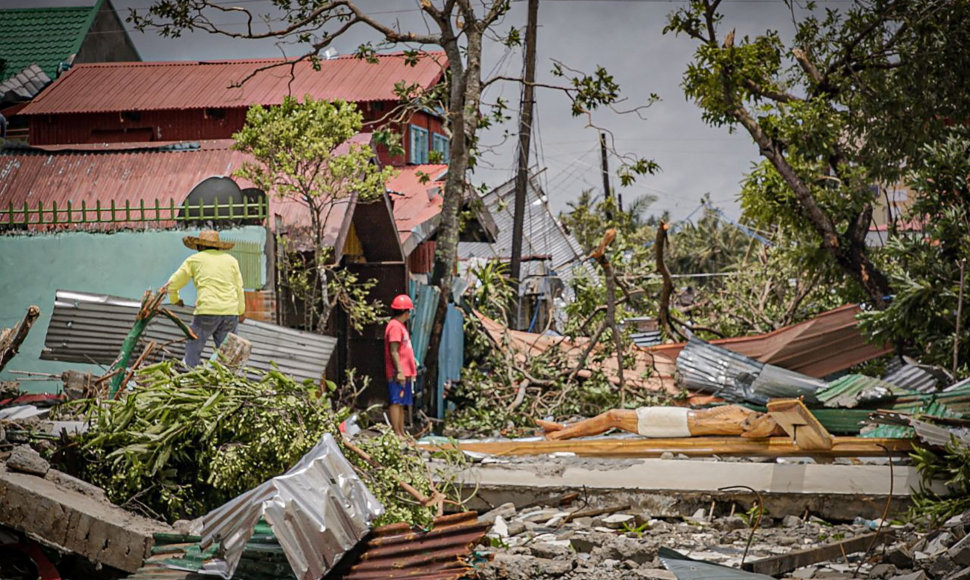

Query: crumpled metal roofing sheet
[816,374,915,409]
[128,512,489,580]
[882,364,940,393]
[749,364,825,405]
[675,337,765,403]
[650,304,892,378]
[21,52,446,115]
[676,338,825,405]
[43,290,336,384]
[195,434,383,580]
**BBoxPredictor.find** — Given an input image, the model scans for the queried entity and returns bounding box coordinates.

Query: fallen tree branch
[0,305,41,372]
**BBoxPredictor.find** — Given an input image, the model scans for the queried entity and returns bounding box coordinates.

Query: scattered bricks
[930,555,958,578]
[479,502,517,524]
[6,444,49,476]
[0,470,170,572]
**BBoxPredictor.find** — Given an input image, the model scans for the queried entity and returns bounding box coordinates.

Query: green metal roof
[0,0,102,82]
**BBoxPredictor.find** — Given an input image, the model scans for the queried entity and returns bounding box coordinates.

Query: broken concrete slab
[454,456,943,520]
[0,465,171,572]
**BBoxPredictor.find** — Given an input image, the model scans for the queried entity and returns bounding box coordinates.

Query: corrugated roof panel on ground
[127,512,488,580]
[21,53,446,115]
[675,337,765,403]
[43,290,335,384]
[816,374,915,409]
[749,364,826,405]
[882,364,940,393]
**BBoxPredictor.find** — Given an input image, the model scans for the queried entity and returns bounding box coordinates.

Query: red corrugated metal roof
[387,164,447,248]
[336,511,491,580]
[21,52,446,116]
[647,304,892,378]
[0,136,373,248]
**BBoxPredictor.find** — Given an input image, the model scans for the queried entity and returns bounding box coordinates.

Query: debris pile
[474,500,970,580]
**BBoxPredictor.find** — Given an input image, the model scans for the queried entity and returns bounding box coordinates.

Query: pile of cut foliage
[58,361,462,526]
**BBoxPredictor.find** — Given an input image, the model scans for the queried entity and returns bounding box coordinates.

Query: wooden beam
[741,531,894,576]
[768,398,834,451]
[419,436,911,458]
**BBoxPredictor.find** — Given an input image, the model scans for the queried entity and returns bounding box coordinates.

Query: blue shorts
[388,379,413,406]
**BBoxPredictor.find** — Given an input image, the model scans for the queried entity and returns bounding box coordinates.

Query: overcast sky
[11,0,831,220]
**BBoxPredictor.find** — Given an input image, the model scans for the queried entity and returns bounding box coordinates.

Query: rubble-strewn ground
[472,502,970,580]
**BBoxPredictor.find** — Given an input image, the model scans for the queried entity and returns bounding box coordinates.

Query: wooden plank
[419,436,912,458]
[767,398,834,451]
[741,531,894,576]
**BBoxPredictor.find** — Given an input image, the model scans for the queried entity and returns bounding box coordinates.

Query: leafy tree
[859,132,970,376]
[664,0,970,308]
[233,96,394,332]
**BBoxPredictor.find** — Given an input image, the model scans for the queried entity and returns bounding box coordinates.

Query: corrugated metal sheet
[458,174,593,300]
[749,364,825,405]
[436,304,464,420]
[863,401,957,439]
[650,304,892,378]
[676,337,765,403]
[816,374,915,409]
[129,512,489,580]
[387,164,447,255]
[0,137,370,243]
[883,364,940,393]
[631,330,663,348]
[335,511,490,580]
[196,434,383,580]
[676,338,825,405]
[910,418,970,449]
[43,290,336,384]
[21,53,446,116]
[408,281,441,369]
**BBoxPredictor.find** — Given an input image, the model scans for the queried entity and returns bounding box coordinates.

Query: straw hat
[182,230,234,251]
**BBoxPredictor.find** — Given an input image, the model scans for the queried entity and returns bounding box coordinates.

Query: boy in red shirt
[384,294,417,437]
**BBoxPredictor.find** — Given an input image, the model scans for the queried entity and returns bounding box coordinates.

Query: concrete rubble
[0,443,172,573]
[473,501,970,580]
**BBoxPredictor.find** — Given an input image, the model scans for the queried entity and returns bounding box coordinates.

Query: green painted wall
[0,227,267,393]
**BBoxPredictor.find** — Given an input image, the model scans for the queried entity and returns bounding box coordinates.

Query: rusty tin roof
[21,52,446,116]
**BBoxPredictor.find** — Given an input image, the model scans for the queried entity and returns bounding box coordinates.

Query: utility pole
[509,0,539,327]
[599,132,614,220]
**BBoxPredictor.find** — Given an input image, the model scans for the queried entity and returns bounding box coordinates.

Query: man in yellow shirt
[167,230,246,367]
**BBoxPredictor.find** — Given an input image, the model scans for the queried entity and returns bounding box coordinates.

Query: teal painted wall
[0,227,267,393]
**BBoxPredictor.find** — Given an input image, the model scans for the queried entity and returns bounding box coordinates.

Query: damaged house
[0,52,466,402]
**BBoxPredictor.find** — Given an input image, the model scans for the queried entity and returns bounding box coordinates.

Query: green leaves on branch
[66,361,456,527]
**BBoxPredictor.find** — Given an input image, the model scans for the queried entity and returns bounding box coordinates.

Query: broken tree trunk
[654,222,685,342]
[0,305,40,372]
[108,287,195,397]
[589,229,626,399]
